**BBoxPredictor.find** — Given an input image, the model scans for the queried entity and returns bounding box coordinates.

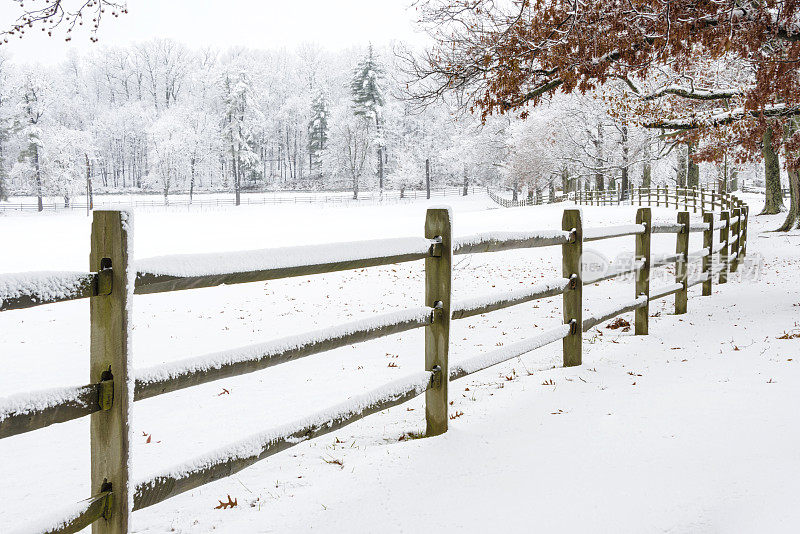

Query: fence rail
[576,186,744,214]
[0,187,478,213]
[0,193,748,533]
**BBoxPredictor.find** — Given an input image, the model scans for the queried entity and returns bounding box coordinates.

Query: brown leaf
[215,495,237,509]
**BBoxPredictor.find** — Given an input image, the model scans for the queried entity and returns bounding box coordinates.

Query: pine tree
[351,45,386,190]
[307,90,329,177]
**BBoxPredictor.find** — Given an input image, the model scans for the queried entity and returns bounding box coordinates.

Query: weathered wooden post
[700,187,705,214]
[731,206,742,272]
[719,211,730,284]
[741,205,748,259]
[638,187,642,206]
[702,212,714,296]
[635,208,652,335]
[710,190,716,212]
[665,185,670,209]
[90,210,132,534]
[424,207,452,436]
[562,209,583,367]
[675,211,690,314]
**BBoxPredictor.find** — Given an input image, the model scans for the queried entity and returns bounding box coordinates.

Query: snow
[1,194,798,533]
[0,271,92,308]
[453,229,570,251]
[136,237,433,277]
[583,223,646,240]
[10,494,97,534]
[0,385,88,424]
[451,277,568,317]
[134,306,433,391]
[450,324,570,379]
[135,369,433,490]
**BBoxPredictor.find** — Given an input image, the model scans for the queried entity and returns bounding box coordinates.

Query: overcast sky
[0,0,428,63]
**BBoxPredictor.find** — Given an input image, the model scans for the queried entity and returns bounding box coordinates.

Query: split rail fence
[0,187,478,213]
[0,194,748,533]
[487,188,567,207]
[577,186,746,212]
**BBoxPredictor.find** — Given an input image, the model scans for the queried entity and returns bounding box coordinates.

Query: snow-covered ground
[1,193,798,533]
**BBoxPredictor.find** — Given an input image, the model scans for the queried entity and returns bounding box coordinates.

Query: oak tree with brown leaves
[409,0,800,230]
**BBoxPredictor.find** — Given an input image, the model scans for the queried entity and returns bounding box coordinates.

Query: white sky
[0,0,428,64]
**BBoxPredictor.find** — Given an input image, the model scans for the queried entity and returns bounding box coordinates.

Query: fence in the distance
[487,187,568,207]
[0,187,478,213]
[0,198,748,533]
[577,186,746,212]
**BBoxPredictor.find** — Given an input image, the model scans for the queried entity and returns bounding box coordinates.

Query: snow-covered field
[1,194,799,533]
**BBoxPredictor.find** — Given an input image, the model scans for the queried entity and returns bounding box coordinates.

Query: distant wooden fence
[577,186,747,213]
[487,187,567,207]
[0,187,478,213]
[0,199,748,533]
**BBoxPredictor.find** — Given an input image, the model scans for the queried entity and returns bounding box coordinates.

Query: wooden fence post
[741,205,748,259]
[90,210,132,534]
[562,209,583,367]
[702,212,714,296]
[719,211,730,284]
[675,211,689,314]
[731,206,741,272]
[425,208,452,437]
[635,208,652,335]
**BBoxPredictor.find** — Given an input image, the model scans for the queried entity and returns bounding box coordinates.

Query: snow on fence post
[635,208,652,335]
[675,211,690,314]
[731,206,742,273]
[90,210,132,534]
[561,209,583,367]
[719,211,730,284]
[702,212,714,297]
[424,208,452,436]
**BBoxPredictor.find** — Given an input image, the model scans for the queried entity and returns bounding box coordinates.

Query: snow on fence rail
[0,198,749,534]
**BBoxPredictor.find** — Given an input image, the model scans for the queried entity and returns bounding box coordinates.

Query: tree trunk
[620,125,629,201]
[778,163,800,231]
[86,154,93,215]
[676,143,687,187]
[33,143,43,212]
[687,143,700,188]
[378,146,384,193]
[189,156,196,204]
[761,127,784,215]
[462,164,469,196]
[426,158,431,199]
[642,142,652,189]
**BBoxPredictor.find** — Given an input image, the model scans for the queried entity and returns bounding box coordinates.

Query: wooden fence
[0,187,477,213]
[487,187,567,207]
[577,186,747,212]
[0,198,748,533]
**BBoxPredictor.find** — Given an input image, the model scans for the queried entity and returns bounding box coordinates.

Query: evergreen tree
[350,45,386,190]
[307,90,329,177]
[222,69,261,205]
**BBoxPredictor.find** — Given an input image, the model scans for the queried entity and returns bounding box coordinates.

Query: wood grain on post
[424,208,452,436]
[635,208,652,335]
[562,209,583,367]
[90,211,131,534]
[719,211,730,284]
[675,211,690,314]
[731,206,741,272]
[702,213,714,296]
